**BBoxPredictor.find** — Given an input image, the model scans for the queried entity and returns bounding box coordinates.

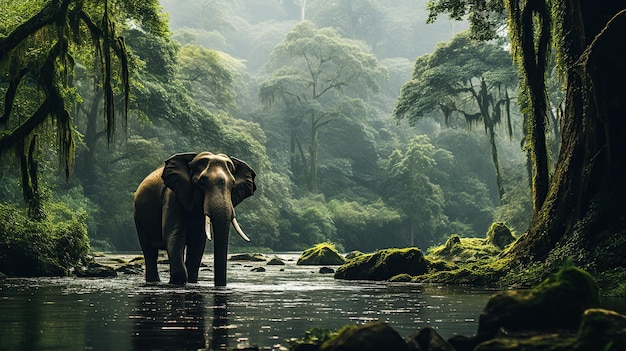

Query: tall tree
[428,0,626,274]
[259,21,387,193]
[394,32,518,201]
[0,0,166,217]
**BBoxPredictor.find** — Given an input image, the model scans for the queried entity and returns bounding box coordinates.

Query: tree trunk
[505,2,626,271]
[308,113,319,193]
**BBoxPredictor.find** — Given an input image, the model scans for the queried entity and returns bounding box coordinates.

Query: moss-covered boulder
[484,222,515,249]
[573,308,626,350]
[450,263,600,351]
[406,326,455,351]
[297,243,346,265]
[427,234,501,263]
[334,247,428,281]
[320,322,409,351]
[345,251,363,260]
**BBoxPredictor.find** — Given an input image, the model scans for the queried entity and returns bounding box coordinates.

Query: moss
[345,250,363,260]
[334,247,428,281]
[595,267,626,297]
[389,273,413,282]
[427,234,501,263]
[477,262,600,337]
[485,222,515,249]
[0,203,90,277]
[297,242,346,265]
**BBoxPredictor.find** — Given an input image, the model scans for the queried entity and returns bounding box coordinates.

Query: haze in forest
[1,0,537,255]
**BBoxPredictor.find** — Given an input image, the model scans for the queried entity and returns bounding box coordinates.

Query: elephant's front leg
[163,218,188,285]
[185,224,207,283]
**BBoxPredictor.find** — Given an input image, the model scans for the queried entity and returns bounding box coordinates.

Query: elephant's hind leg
[139,239,160,282]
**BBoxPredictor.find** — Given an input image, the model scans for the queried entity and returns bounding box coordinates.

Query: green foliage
[0,202,90,276]
[383,135,448,248]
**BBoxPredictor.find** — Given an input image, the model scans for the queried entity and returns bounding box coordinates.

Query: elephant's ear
[162,153,198,212]
[230,157,257,207]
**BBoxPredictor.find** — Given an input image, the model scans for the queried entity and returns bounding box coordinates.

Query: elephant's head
[162,152,256,286]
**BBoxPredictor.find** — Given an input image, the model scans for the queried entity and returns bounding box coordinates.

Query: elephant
[133,152,256,286]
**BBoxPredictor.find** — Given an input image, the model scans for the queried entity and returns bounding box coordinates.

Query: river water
[0,252,617,351]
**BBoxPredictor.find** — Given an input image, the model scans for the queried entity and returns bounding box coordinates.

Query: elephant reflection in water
[131,293,207,350]
[131,293,231,350]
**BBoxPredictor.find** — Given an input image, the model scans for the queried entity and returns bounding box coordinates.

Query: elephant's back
[133,167,165,240]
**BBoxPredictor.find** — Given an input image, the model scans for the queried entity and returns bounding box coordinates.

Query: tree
[394,31,518,201]
[259,21,387,193]
[428,0,626,275]
[384,135,448,248]
[0,0,166,218]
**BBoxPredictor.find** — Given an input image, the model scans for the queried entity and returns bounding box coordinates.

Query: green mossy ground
[297,242,347,265]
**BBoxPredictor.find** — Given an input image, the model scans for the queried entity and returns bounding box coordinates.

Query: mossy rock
[574,308,626,350]
[485,222,515,249]
[320,322,409,351]
[297,243,346,266]
[267,257,286,265]
[334,247,428,281]
[388,273,413,283]
[476,263,600,339]
[345,251,363,260]
[229,253,266,262]
[427,234,500,263]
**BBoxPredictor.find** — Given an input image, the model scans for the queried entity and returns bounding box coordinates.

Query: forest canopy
[2,0,535,257]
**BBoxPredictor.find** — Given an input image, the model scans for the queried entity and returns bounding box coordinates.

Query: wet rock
[574,308,626,350]
[406,326,455,351]
[449,263,600,351]
[389,273,413,282]
[75,262,117,278]
[320,321,409,351]
[251,266,266,272]
[345,251,363,260]
[230,253,267,262]
[0,271,7,280]
[115,263,143,275]
[484,222,515,249]
[297,243,346,266]
[319,267,334,274]
[477,264,599,338]
[267,257,286,265]
[334,248,428,281]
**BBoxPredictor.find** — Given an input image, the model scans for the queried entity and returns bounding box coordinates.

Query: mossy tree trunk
[505,2,626,271]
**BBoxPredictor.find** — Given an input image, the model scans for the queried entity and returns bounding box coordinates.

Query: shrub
[0,203,90,276]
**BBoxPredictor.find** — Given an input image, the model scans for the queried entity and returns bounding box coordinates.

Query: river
[0,252,619,350]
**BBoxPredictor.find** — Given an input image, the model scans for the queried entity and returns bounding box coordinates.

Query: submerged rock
[319,267,334,274]
[267,257,286,265]
[251,266,266,272]
[74,262,117,278]
[334,247,428,281]
[297,243,346,266]
[230,253,267,262]
[320,322,409,351]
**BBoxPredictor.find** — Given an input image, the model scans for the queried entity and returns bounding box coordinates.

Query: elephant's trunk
[203,194,231,287]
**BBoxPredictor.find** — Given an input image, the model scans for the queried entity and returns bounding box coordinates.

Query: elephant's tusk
[205,215,212,241]
[232,217,251,242]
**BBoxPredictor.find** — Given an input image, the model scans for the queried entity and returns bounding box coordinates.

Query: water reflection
[211,293,229,350]
[131,292,207,350]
